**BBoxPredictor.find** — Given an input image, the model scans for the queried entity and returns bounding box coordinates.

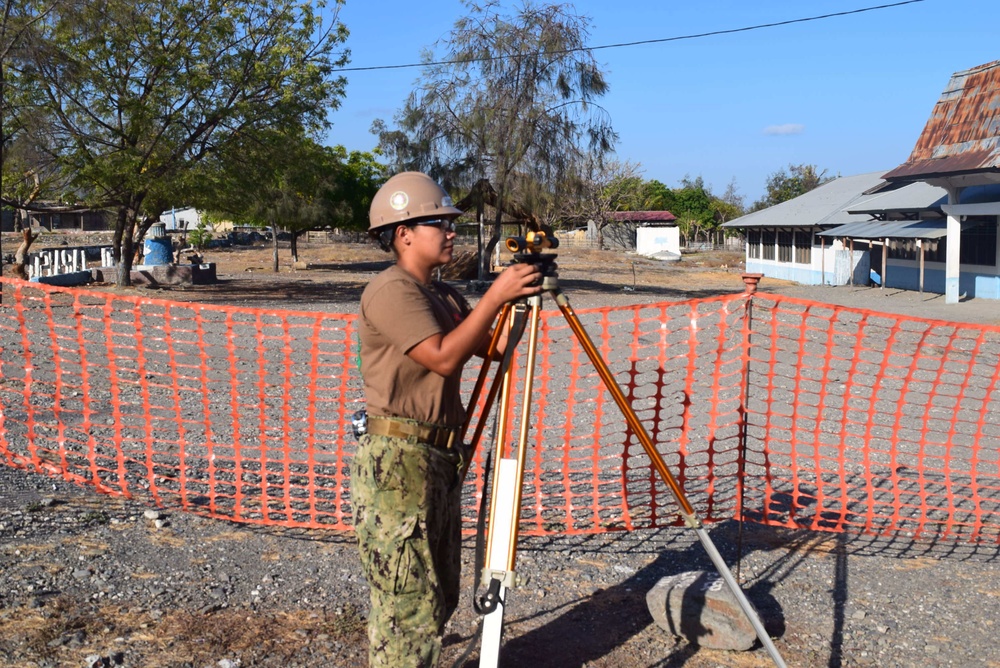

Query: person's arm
[406,262,542,376]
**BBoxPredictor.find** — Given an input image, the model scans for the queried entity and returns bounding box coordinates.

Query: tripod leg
[478,295,543,668]
[550,288,787,668]
[479,457,518,668]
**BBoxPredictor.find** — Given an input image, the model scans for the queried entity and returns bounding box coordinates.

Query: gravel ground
[3,237,1000,667]
[2,463,999,668]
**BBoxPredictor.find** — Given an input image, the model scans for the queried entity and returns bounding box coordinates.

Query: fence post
[734,272,764,576]
[741,272,763,294]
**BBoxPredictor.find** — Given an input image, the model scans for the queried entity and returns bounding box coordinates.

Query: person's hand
[486,262,544,307]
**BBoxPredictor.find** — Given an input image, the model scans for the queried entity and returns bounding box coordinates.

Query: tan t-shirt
[359,265,470,426]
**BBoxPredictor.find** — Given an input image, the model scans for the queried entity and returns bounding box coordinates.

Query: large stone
[92,262,217,286]
[646,570,758,651]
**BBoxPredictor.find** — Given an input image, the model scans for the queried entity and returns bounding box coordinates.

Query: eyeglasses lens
[418,220,455,232]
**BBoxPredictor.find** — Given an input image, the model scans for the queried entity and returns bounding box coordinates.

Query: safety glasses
[411,219,457,233]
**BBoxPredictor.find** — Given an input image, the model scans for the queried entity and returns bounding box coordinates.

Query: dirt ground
[13,230,999,325]
[58,234,757,312]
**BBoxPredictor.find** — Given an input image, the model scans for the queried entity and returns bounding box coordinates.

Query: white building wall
[160,207,202,231]
[635,226,680,257]
[745,235,869,286]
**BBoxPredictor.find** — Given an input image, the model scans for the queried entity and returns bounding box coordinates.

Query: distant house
[725,59,1000,302]
[160,207,203,232]
[1,203,112,233]
[591,210,679,256]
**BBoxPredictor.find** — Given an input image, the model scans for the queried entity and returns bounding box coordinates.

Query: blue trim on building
[878,265,1000,299]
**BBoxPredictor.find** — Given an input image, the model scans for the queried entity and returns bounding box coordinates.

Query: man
[352,171,541,667]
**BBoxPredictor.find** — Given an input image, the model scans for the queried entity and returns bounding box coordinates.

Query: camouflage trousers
[351,431,465,668]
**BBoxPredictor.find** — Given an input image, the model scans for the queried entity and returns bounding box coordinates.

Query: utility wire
[332,0,925,73]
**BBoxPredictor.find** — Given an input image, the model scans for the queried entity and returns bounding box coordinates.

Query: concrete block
[30,270,94,287]
[92,263,217,286]
[646,570,757,651]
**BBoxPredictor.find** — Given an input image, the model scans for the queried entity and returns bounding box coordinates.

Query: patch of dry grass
[0,596,366,667]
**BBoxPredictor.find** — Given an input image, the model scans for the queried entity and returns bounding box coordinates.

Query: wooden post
[918,238,925,293]
[820,236,826,285]
[849,238,854,286]
[882,238,888,290]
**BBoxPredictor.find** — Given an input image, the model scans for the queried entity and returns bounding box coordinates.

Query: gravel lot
[2,236,1000,667]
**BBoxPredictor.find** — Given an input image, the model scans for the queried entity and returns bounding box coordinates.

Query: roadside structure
[598,210,679,256]
[725,59,1000,302]
[0,203,111,232]
[159,206,203,232]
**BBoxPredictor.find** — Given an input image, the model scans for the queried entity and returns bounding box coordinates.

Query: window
[777,231,793,263]
[886,219,996,266]
[747,229,760,258]
[794,230,812,264]
[762,230,775,260]
[925,239,946,263]
[960,220,997,266]
[887,239,913,261]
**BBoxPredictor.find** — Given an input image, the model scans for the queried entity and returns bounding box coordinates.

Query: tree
[2,133,71,278]
[563,157,643,250]
[0,0,62,283]
[751,163,832,211]
[635,175,745,248]
[10,0,348,286]
[670,175,715,246]
[641,179,675,212]
[715,179,745,221]
[321,146,385,237]
[206,132,384,270]
[205,129,330,271]
[373,0,616,277]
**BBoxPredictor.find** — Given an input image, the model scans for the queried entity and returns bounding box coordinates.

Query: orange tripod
[460,235,786,668]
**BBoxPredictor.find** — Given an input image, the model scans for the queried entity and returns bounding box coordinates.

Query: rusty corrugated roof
[883,60,1000,181]
[610,210,677,223]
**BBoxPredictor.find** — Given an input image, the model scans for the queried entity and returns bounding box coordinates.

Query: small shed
[160,207,202,232]
[595,210,678,255]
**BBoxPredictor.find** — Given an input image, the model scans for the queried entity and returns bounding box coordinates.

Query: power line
[332,0,926,74]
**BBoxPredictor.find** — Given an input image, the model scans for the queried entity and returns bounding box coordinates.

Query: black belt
[366,416,460,450]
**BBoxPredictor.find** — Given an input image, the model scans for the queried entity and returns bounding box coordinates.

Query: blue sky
[327,0,999,204]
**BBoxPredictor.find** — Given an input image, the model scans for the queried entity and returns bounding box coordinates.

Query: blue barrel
[143,236,173,266]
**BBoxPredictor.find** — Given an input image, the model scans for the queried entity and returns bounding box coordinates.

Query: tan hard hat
[368,171,463,235]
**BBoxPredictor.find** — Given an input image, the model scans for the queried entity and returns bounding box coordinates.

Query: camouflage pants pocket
[358,509,432,597]
[352,435,435,597]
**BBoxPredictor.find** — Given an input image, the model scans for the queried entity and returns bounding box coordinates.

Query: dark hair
[374,225,400,253]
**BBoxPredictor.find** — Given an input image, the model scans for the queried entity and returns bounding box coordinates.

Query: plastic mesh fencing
[740,294,1000,543]
[1,277,998,542]
[0,281,361,527]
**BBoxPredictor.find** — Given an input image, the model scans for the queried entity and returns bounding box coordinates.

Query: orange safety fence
[1,277,998,543]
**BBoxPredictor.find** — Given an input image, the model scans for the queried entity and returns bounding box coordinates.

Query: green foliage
[206,129,382,237]
[751,164,832,211]
[187,221,213,250]
[673,177,714,225]
[322,146,386,231]
[636,175,746,242]
[641,180,675,211]
[7,0,349,284]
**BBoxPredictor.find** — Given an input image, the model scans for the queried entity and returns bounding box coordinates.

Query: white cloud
[763,123,805,136]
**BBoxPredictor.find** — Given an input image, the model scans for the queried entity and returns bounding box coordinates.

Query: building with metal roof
[722,173,947,286]
[724,59,1000,301]
[882,60,1000,187]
